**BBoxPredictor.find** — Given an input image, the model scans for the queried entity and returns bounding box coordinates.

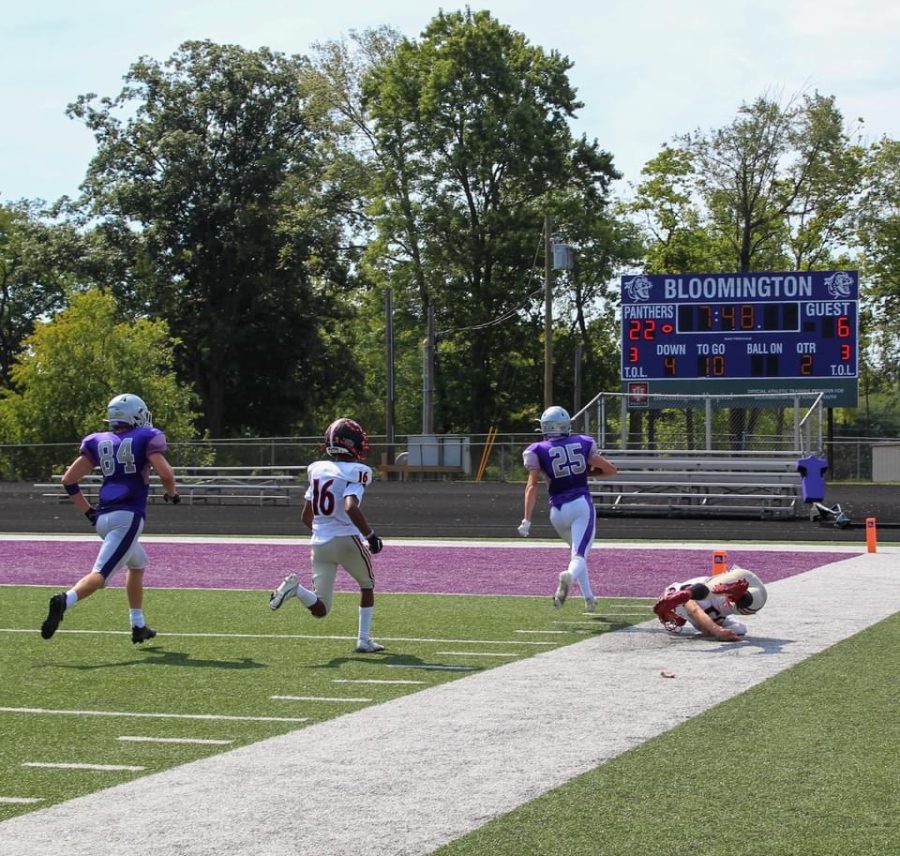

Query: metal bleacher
[590,449,802,519]
[36,466,307,507]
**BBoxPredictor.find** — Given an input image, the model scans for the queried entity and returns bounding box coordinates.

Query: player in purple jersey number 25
[518,406,617,611]
[40,393,180,644]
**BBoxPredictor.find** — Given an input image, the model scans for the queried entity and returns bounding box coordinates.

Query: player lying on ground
[652,566,767,641]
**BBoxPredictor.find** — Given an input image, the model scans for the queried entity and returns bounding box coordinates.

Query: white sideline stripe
[22,763,145,772]
[0,628,556,647]
[435,651,518,658]
[0,707,308,724]
[2,533,882,552]
[118,737,233,746]
[0,797,43,805]
[333,679,426,685]
[4,554,897,856]
[385,664,478,672]
[270,696,371,703]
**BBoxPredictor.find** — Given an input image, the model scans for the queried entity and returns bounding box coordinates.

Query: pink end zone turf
[0,539,852,598]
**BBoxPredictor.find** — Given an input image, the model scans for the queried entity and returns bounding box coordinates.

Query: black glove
[164,493,181,505]
[85,507,98,526]
[366,532,383,554]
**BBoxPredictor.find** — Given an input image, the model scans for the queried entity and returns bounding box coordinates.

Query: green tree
[858,137,900,383]
[67,40,366,436]
[0,201,86,388]
[0,290,200,476]
[358,10,630,433]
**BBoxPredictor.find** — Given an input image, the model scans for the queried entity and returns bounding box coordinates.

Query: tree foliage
[0,201,87,388]
[67,40,366,437]
[632,92,864,275]
[858,138,900,382]
[0,289,201,476]
[352,10,636,432]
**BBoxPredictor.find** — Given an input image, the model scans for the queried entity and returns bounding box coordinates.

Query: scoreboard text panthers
[619,270,858,406]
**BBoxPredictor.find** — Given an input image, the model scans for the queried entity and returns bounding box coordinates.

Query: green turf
[0,585,646,820]
[432,613,900,856]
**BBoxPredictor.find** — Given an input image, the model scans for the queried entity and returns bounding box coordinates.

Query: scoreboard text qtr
[619,271,858,388]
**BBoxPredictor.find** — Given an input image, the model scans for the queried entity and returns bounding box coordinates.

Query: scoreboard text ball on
[619,271,858,407]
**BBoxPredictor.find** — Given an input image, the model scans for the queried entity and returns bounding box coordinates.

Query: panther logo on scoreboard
[825,271,854,299]
[622,275,653,302]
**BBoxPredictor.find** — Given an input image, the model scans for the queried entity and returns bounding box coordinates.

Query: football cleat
[355,639,385,654]
[584,597,597,614]
[132,625,157,644]
[269,573,299,610]
[553,571,572,608]
[40,593,67,640]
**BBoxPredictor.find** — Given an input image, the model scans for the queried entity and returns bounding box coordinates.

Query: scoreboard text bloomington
[619,270,858,406]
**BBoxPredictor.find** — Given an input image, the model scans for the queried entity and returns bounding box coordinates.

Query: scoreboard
[620,270,858,406]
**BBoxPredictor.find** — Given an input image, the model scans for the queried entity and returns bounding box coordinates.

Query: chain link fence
[1,391,891,483]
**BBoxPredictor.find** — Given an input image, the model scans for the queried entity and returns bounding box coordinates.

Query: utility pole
[422,303,435,434]
[385,288,395,464]
[543,213,553,409]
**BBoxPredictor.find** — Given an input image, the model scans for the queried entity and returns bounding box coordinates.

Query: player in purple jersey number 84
[40,394,180,644]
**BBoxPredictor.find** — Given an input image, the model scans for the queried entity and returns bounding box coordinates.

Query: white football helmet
[714,566,767,614]
[539,406,571,438]
[106,393,152,428]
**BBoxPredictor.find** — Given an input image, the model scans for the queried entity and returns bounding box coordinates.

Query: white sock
[65,590,79,609]
[296,584,318,608]
[567,557,593,599]
[130,609,145,628]
[358,605,374,640]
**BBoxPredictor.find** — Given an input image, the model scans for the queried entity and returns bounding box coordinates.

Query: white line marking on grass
[0,797,43,804]
[385,664,478,672]
[514,629,571,635]
[0,707,308,724]
[22,763,145,772]
[0,629,556,646]
[118,737,234,746]
[333,679,426,685]
[435,651,518,658]
[270,696,371,703]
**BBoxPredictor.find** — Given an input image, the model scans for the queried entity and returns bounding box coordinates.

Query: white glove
[517,518,531,537]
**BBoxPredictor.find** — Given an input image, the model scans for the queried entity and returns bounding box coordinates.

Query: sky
[2,0,900,205]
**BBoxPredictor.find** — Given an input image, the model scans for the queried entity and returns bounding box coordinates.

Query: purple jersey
[523,434,598,509]
[80,426,168,518]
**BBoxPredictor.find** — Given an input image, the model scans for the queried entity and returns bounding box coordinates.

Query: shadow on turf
[59,647,268,670]
[632,626,794,654]
[312,652,482,672]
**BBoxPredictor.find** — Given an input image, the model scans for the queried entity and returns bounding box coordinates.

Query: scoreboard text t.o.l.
[619,271,858,406]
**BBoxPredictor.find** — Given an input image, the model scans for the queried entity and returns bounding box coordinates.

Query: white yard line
[269,696,371,703]
[0,707,307,724]
[0,628,558,646]
[2,553,898,856]
[21,763,144,772]
[118,737,233,746]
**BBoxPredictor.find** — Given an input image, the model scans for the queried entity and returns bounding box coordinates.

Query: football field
[1,535,898,855]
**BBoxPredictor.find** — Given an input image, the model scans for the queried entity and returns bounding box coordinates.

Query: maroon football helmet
[323,418,370,461]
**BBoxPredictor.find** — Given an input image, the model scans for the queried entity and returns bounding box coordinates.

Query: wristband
[64,483,82,496]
